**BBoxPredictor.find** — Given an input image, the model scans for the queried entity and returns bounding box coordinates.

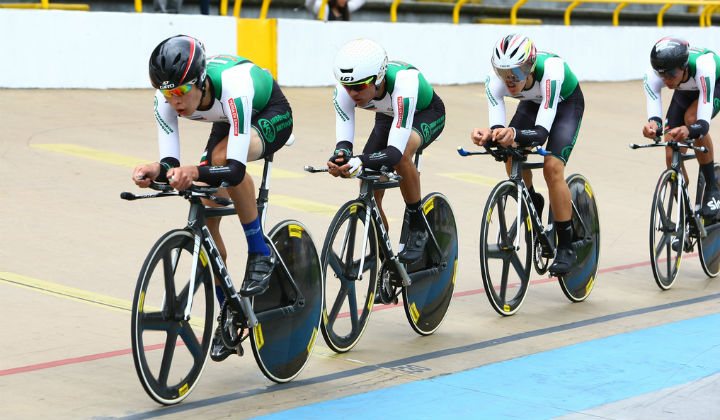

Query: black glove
[329,148,351,166]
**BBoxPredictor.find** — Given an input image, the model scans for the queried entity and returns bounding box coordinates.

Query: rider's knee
[543,158,565,184]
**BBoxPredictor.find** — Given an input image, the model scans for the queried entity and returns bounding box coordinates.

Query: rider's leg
[395,132,428,263]
[544,156,575,273]
[374,189,389,232]
[684,102,720,216]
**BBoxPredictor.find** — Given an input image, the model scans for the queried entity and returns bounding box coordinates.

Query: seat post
[257,154,273,231]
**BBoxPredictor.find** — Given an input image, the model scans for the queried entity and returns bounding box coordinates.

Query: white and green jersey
[644,47,720,125]
[485,52,579,132]
[154,54,274,166]
[333,60,434,154]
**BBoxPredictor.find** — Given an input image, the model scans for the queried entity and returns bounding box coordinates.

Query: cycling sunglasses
[341,76,376,92]
[654,68,682,80]
[160,83,193,98]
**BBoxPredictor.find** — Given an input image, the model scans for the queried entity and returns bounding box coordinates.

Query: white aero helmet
[491,34,537,82]
[333,39,388,88]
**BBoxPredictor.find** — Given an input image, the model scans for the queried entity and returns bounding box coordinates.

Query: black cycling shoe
[701,187,720,219]
[210,326,236,362]
[240,251,276,296]
[549,247,576,275]
[398,228,429,264]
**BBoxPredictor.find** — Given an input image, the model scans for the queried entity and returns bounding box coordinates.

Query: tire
[402,192,457,335]
[479,180,532,316]
[558,174,601,301]
[320,200,380,353]
[649,169,685,290]
[699,163,720,278]
[250,220,323,383]
[131,229,214,405]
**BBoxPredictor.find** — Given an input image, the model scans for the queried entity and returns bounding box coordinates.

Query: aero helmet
[491,34,537,82]
[333,39,388,87]
[149,35,207,90]
[650,37,689,75]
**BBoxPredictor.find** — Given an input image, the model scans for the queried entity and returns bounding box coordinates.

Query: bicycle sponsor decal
[254,323,265,349]
[289,224,304,238]
[409,302,419,322]
[423,197,435,215]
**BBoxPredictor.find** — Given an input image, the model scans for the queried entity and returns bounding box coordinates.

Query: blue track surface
[254,313,720,420]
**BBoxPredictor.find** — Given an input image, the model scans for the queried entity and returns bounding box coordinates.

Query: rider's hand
[665,126,690,143]
[337,156,363,178]
[167,165,198,191]
[492,127,516,147]
[132,163,161,188]
[471,128,491,146]
[642,121,660,139]
[327,150,350,178]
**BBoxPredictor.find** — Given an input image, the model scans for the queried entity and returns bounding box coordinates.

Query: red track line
[0,255,694,377]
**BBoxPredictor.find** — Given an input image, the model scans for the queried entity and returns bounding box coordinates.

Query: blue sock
[215,285,225,306]
[242,217,271,256]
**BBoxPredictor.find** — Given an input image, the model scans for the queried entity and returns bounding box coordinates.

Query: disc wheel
[402,192,457,334]
[558,174,600,301]
[250,220,323,383]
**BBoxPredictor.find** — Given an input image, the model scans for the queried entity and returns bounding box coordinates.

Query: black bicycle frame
[668,145,708,240]
[182,154,306,328]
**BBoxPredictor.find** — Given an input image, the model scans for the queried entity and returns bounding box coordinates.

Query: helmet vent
[340,68,353,73]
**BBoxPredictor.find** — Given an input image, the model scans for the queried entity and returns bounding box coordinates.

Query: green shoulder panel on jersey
[688,48,720,80]
[534,51,579,100]
[205,54,274,110]
[384,60,434,111]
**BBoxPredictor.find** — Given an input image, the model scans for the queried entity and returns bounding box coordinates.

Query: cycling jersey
[486,52,579,134]
[333,60,441,169]
[153,55,290,186]
[644,47,720,138]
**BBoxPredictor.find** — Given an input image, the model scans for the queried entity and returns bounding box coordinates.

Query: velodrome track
[1,82,718,419]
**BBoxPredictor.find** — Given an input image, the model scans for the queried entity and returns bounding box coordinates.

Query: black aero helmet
[650,37,690,74]
[149,35,206,90]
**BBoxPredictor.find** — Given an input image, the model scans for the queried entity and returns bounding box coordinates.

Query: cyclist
[642,37,720,218]
[471,34,584,274]
[131,35,294,360]
[327,39,446,265]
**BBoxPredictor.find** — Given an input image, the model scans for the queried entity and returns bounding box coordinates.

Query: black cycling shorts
[201,79,293,165]
[509,85,585,164]
[665,78,720,130]
[362,92,446,155]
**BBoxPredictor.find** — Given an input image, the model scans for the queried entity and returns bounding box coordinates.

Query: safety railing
[0,0,89,10]
[504,0,720,26]
[390,0,720,25]
[133,0,270,17]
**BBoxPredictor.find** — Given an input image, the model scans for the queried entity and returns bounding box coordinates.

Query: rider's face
[657,68,684,89]
[343,83,377,107]
[165,84,203,116]
[504,79,526,96]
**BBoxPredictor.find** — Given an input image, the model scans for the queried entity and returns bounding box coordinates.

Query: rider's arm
[154,92,182,182]
[486,74,508,130]
[643,69,664,128]
[688,53,717,139]
[359,69,420,170]
[513,57,563,146]
[196,68,255,187]
[334,85,357,155]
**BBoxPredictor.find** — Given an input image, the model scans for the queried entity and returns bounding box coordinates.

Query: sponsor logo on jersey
[544,80,557,109]
[228,97,247,136]
[702,76,711,104]
[396,96,410,128]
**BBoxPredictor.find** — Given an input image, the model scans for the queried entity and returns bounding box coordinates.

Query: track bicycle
[630,137,720,289]
[304,151,458,353]
[458,142,600,316]
[122,150,323,405]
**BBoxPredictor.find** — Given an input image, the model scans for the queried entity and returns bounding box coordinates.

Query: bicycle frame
[172,154,306,329]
